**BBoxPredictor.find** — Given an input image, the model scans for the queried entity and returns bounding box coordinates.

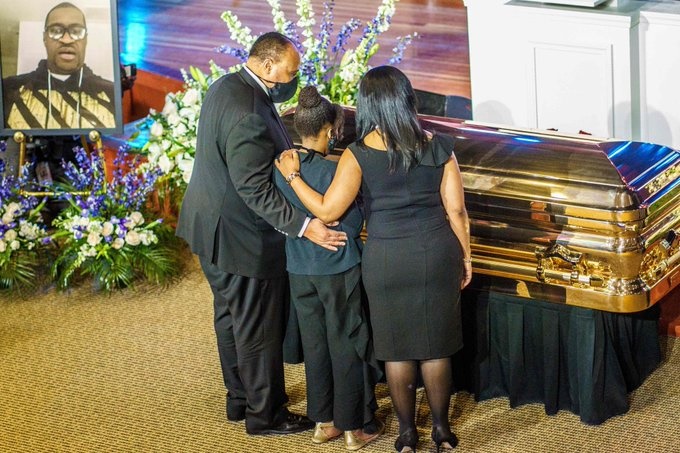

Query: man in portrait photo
[2,1,115,130]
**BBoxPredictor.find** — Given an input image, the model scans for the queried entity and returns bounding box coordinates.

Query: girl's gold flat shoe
[344,419,385,451]
[312,421,343,444]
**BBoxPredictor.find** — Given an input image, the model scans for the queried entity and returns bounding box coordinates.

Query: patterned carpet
[1,255,679,453]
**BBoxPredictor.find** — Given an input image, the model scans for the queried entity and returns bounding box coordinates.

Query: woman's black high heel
[432,428,458,452]
[394,429,418,452]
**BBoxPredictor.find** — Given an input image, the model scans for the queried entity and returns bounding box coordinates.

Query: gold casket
[284,111,680,313]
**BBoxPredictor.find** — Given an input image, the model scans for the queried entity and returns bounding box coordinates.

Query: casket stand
[282,110,678,424]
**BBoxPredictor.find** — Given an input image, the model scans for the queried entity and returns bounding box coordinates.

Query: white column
[465,1,644,141]
[639,3,680,149]
[464,0,528,127]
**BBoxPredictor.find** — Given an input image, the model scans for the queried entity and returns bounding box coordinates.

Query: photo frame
[0,0,123,136]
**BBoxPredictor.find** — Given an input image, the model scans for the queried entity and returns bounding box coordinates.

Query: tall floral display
[0,141,51,293]
[49,147,182,292]
[220,0,415,107]
[139,0,414,195]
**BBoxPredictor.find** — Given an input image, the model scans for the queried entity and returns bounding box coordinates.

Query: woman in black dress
[276,66,472,452]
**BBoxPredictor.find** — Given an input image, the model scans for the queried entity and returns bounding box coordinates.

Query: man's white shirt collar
[50,73,70,81]
[244,65,270,98]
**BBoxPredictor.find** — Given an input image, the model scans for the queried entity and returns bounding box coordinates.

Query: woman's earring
[327,129,337,153]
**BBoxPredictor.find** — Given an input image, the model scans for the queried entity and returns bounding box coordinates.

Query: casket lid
[422,118,680,220]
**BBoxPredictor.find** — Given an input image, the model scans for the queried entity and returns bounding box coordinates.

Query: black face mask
[268,76,298,103]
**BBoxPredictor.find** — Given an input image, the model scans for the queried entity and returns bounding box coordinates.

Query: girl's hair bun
[298,85,322,109]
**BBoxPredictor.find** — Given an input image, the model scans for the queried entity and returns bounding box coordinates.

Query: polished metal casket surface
[422,117,680,313]
[283,110,680,313]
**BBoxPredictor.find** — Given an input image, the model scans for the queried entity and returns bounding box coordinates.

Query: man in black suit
[176,32,347,435]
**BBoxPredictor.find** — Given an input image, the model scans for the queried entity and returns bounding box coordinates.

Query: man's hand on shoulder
[303,218,347,251]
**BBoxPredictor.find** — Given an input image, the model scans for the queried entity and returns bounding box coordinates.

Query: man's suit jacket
[176,68,306,279]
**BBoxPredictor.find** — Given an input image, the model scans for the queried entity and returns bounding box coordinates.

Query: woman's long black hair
[355,65,427,171]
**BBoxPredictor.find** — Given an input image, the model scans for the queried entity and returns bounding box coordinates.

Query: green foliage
[0,249,40,294]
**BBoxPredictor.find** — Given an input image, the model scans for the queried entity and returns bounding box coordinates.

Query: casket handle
[537,243,581,264]
[535,243,604,287]
[641,229,680,285]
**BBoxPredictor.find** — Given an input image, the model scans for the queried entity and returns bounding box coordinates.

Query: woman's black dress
[349,133,464,361]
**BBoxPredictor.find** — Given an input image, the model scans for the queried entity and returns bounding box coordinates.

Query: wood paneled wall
[117,0,470,97]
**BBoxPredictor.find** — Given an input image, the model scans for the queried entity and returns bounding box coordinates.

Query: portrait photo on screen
[0,0,122,135]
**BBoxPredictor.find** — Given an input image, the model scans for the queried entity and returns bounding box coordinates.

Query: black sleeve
[420,133,455,167]
[225,112,306,236]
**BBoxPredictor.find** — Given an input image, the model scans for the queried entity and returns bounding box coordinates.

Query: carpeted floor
[1,256,679,453]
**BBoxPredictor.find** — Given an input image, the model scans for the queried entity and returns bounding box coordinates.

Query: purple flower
[283,23,303,53]
[0,146,43,219]
[215,45,249,62]
[317,1,334,55]
[55,146,161,226]
[389,34,417,65]
[300,60,318,84]
[333,19,361,54]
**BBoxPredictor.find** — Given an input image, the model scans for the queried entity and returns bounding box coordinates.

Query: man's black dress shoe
[246,411,315,435]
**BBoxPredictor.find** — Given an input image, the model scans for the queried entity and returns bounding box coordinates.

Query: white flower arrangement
[142,78,202,186]
[0,144,51,292]
[0,202,44,254]
[138,63,226,189]
[56,211,160,266]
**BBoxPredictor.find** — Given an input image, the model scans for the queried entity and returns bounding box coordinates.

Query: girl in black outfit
[274,86,384,450]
